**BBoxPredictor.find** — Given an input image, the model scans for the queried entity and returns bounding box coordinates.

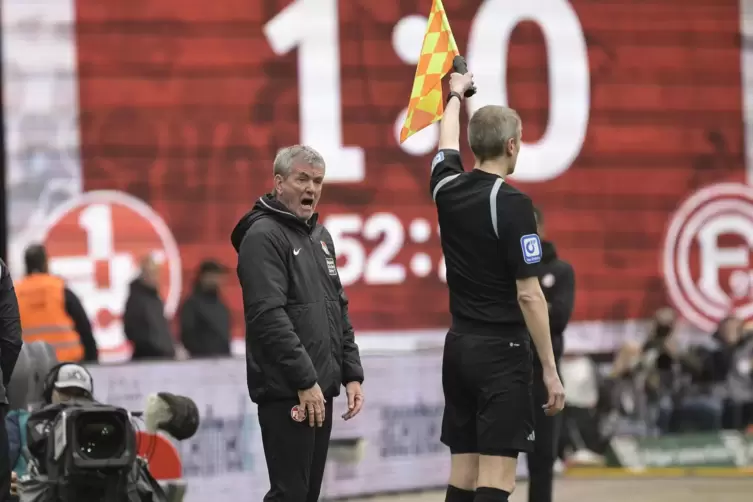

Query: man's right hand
[542,368,566,416]
[298,383,326,427]
[449,72,474,97]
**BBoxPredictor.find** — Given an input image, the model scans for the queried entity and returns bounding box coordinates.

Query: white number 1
[78,204,113,260]
[264,0,365,183]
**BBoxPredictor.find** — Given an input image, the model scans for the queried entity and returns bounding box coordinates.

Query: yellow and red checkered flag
[399,0,460,144]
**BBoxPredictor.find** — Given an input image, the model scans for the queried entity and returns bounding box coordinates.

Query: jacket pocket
[286,302,331,383]
[325,299,343,366]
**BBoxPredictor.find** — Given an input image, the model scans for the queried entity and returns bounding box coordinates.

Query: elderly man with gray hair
[231,145,364,502]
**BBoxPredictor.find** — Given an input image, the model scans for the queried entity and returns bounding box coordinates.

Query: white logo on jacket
[541,273,555,288]
[321,240,337,275]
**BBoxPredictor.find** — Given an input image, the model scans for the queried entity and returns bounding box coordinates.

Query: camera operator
[7,363,94,497]
[14,364,169,502]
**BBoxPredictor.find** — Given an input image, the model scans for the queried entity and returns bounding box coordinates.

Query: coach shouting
[231,145,364,502]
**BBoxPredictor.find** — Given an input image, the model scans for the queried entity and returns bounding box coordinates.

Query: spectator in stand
[671,316,741,432]
[601,308,681,436]
[179,260,231,358]
[639,308,683,433]
[15,245,98,363]
[723,320,753,429]
[123,255,176,360]
[559,352,604,465]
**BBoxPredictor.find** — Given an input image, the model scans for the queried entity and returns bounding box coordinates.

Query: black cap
[198,259,228,275]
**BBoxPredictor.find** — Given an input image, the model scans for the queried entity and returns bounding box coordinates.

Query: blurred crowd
[15,245,233,364]
[559,307,753,465]
[15,244,753,470]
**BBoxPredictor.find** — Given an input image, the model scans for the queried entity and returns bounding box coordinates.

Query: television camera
[8,343,199,502]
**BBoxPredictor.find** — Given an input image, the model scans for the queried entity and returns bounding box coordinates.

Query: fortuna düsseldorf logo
[663,183,753,331]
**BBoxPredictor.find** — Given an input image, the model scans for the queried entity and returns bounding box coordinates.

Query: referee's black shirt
[430,149,542,340]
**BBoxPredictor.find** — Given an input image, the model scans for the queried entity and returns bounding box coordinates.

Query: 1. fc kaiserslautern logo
[291,405,307,422]
[663,183,753,331]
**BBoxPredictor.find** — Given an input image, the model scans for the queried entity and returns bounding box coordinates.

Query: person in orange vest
[15,245,98,363]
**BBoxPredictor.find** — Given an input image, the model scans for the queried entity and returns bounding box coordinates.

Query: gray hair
[273,145,326,177]
[468,105,521,162]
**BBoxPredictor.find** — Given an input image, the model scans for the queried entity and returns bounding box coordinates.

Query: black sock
[446,485,475,502]
[474,486,510,502]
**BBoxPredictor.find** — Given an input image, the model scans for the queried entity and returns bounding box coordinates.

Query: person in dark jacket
[527,207,575,502]
[231,145,364,502]
[179,260,231,358]
[672,316,740,431]
[123,255,176,360]
[0,259,23,501]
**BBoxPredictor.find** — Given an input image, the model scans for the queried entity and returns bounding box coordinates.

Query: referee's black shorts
[440,328,535,456]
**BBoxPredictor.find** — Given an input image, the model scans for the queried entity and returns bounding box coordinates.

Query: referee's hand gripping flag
[400,0,466,143]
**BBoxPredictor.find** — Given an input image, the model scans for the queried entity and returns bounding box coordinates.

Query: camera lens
[76,412,126,460]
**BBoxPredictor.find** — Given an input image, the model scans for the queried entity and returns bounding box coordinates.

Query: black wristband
[446,91,462,104]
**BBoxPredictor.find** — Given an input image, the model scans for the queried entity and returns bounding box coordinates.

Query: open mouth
[301,197,314,210]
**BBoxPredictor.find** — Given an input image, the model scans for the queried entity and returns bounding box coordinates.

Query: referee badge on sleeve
[431,151,444,171]
[520,234,542,264]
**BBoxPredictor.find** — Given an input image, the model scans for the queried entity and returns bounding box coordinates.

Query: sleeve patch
[431,151,445,171]
[520,234,542,264]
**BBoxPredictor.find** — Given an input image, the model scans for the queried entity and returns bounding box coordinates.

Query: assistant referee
[432,70,565,502]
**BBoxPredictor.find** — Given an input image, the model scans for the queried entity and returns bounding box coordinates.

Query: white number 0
[467,0,590,182]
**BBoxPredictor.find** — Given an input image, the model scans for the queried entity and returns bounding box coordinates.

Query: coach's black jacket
[231,195,364,404]
[0,259,23,403]
[537,241,575,362]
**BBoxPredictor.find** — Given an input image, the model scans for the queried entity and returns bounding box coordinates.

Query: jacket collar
[257,195,319,232]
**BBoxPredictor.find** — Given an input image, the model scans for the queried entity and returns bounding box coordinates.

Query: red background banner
[73,0,746,337]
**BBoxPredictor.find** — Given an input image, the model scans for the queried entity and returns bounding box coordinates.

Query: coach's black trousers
[0,405,10,502]
[258,399,333,502]
[526,365,561,502]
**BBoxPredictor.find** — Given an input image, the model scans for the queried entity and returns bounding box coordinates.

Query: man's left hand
[342,381,364,421]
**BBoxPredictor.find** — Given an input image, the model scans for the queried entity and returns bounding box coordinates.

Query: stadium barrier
[87,354,753,500]
[88,352,522,501]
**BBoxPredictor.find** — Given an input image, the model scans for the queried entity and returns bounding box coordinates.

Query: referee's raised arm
[429,72,474,200]
[438,72,471,151]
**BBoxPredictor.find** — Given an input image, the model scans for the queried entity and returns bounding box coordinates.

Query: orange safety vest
[15,273,84,362]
